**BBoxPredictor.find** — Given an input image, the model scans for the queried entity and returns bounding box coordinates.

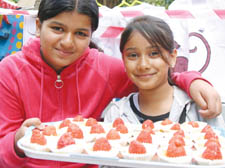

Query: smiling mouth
[56,49,74,57]
[136,73,155,78]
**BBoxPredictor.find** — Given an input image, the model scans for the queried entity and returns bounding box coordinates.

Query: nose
[60,33,75,49]
[138,55,150,71]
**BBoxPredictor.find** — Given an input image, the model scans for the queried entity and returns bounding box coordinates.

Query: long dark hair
[38,0,99,32]
[120,15,175,85]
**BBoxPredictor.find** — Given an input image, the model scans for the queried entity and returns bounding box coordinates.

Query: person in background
[0,0,222,167]
[103,15,224,126]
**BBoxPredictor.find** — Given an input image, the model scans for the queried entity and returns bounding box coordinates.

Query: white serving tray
[18,123,225,168]
[18,136,225,168]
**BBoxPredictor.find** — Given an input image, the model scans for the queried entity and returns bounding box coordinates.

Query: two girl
[0,0,222,167]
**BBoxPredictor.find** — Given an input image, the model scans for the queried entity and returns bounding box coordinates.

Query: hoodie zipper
[55,74,64,89]
[55,74,64,118]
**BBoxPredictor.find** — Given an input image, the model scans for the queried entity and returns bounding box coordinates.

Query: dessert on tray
[18,117,225,167]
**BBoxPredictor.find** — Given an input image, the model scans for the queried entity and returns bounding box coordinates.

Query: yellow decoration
[11,51,17,54]
[17,32,23,40]
[96,0,142,7]
[19,22,24,29]
[16,15,21,19]
[16,41,22,49]
[0,15,3,26]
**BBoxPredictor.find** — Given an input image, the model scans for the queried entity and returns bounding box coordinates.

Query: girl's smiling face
[36,10,92,73]
[122,31,177,91]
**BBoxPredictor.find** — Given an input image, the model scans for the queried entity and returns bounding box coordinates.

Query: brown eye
[52,26,63,32]
[149,51,160,58]
[127,53,138,59]
[75,31,88,37]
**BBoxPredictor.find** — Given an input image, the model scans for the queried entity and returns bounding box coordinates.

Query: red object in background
[0,0,19,9]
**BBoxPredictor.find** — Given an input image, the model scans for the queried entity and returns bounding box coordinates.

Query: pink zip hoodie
[0,37,203,168]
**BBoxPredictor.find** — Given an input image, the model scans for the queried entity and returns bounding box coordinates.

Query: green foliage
[126,0,175,9]
[8,0,19,3]
[96,0,175,9]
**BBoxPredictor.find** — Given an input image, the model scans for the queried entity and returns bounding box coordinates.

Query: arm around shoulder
[172,71,211,97]
[172,71,221,119]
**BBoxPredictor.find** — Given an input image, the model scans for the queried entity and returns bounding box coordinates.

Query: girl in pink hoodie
[0,0,221,167]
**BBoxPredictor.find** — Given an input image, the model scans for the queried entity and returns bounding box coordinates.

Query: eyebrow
[49,21,64,26]
[124,47,136,52]
[124,46,158,52]
[49,21,90,32]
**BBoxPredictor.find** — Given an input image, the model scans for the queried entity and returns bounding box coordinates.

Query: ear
[170,49,177,68]
[122,54,126,72]
[35,18,41,37]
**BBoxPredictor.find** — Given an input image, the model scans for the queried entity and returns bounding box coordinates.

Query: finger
[22,118,41,128]
[199,109,212,119]
[204,96,217,116]
[36,124,46,130]
[205,97,221,119]
[199,105,220,119]
[194,92,207,110]
[197,90,220,119]
[215,97,222,117]
[217,96,222,115]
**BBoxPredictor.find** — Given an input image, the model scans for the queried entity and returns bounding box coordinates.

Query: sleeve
[172,71,212,97]
[102,100,121,123]
[0,132,27,168]
[0,65,27,167]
